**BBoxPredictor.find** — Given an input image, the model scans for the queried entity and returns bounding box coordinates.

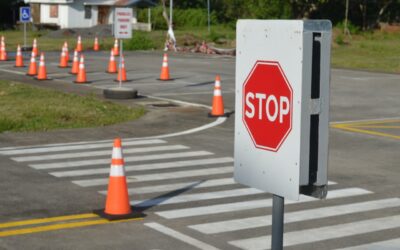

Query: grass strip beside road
[0,80,145,133]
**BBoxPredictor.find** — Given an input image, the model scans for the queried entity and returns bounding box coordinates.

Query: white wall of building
[40,4,59,25]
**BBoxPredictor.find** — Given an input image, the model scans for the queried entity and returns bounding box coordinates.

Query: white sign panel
[234,20,331,200]
[114,8,133,39]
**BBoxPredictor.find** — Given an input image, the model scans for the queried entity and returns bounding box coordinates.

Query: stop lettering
[242,61,293,152]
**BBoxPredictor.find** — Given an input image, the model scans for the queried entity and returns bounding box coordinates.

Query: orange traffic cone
[104,138,131,216]
[32,38,38,56]
[116,56,127,82]
[63,41,70,62]
[93,37,100,51]
[27,51,37,76]
[76,35,83,52]
[209,75,226,117]
[70,50,79,74]
[35,53,49,80]
[74,55,89,83]
[158,53,172,81]
[59,47,68,68]
[107,49,117,73]
[0,37,7,61]
[113,38,119,56]
[15,45,24,67]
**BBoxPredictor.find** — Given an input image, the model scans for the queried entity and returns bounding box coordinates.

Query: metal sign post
[20,7,31,49]
[234,20,332,250]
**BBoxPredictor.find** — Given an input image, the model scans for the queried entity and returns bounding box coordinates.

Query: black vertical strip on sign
[309,32,321,184]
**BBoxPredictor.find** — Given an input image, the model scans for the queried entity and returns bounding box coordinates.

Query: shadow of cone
[209,75,228,117]
[94,138,143,220]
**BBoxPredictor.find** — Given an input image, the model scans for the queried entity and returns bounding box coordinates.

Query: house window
[50,5,58,18]
[84,6,92,19]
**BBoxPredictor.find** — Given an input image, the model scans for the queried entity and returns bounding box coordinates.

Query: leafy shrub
[335,34,345,45]
[336,21,360,35]
[123,32,155,50]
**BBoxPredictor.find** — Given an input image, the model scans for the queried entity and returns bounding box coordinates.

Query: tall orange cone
[74,55,89,83]
[0,37,7,61]
[104,138,131,216]
[113,38,119,56]
[15,45,24,67]
[32,38,38,56]
[76,35,83,52]
[63,41,70,62]
[158,53,172,81]
[107,49,117,73]
[35,53,49,80]
[209,75,226,117]
[70,50,79,74]
[93,37,100,51]
[116,56,127,82]
[27,51,37,76]
[59,46,68,68]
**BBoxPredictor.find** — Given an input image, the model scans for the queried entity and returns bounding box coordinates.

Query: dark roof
[115,0,157,7]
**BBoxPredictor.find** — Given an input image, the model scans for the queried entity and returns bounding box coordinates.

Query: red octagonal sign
[242,61,293,152]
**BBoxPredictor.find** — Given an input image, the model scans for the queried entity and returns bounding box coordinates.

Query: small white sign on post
[114,8,133,39]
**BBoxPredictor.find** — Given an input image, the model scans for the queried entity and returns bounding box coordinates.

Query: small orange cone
[32,38,39,57]
[113,38,119,56]
[107,49,117,73]
[158,53,172,81]
[63,41,70,62]
[116,56,127,82]
[59,46,68,68]
[76,35,83,52]
[27,51,37,76]
[70,50,79,74]
[74,55,89,84]
[209,75,226,117]
[104,138,131,216]
[35,53,49,80]
[93,37,100,51]
[15,45,24,67]
[0,37,7,61]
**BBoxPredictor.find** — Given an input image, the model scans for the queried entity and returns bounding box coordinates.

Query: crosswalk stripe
[335,238,400,250]
[30,151,213,170]
[228,215,400,250]
[156,188,372,219]
[99,178,236,195]
[145,222,221,250]
[0,139,165,156]
[132,188,263,207]
[73,166,233,187]
[189,198,400,234]
[11,145,189,162]
[50,157,233,177]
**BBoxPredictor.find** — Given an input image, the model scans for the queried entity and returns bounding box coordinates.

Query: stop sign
[242,61,293,152]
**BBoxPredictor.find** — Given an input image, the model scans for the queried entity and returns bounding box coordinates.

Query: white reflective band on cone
[215,81,221,87]
[110,165,125,176]
[111,148,123,159]
[214,89,222,96]
[162,62,168,67]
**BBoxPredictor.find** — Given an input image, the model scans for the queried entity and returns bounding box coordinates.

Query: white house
[24,0,156,29]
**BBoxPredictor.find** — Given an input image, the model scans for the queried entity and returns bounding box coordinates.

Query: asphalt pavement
[0,50,399,250]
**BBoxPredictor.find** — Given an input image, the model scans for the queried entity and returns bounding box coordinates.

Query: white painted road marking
[73,166,233,187]
[11,145,189,162]
[30,151,213,169]
[335,238,400,250]
[228,215,400,250]
[189,198,400,234]
[145,222,220,250]
[50,157,233,177]
[156,188,372,219]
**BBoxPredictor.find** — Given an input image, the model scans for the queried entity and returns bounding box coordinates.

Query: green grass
[331,29,400,73]
[0,80,145,133]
